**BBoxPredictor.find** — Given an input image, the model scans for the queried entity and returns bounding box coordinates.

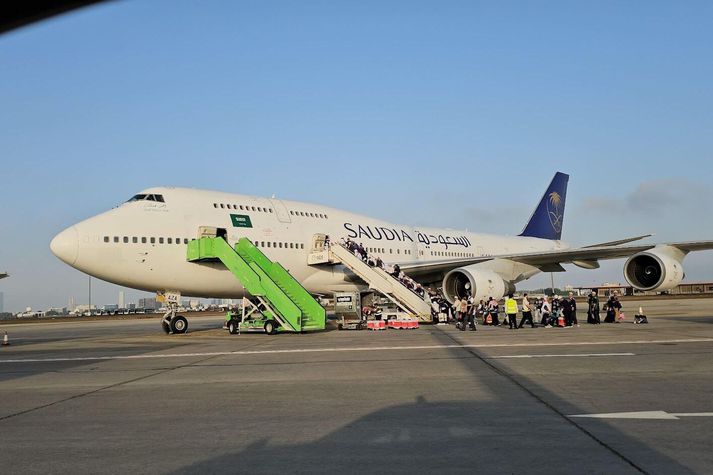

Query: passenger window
[142,237,147,243]
[220,204,225,209]
[251,206,256,211]
[184,238,189,244]
[167,238,172,244]
[269,209,273,213]
[325,215,328,219]
[159,237,164,244]
[239,205,244,210]
[213,203,218,208]
[123,237,129,243]
[289,243,294,249]
[114,236,119,243]
[267,242,271,248]
[104,236,109,243]
[290,211,294,215]
[258,207,262,212]
[176,238,181,244]
[150,237,156,244]
[132,237,138,243]
[279,242,283,248]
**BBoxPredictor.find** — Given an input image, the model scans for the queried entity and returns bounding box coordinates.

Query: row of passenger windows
[104,236,191,244]
[214,203,273,213]
[254,241,305,250]
[362,247,414,255]
[290,210,328,219]
[430,250,475,258]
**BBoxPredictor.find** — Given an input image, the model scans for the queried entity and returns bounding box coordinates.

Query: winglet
[519,172,569,241]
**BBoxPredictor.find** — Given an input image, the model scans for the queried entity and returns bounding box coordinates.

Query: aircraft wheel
[337,323,344,331]
[228,320,239,335]
[161,320,170,334]
[171,315,188,334]
[264,320,276,335]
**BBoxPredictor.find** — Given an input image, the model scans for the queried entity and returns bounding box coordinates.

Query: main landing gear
[162,303,189,335]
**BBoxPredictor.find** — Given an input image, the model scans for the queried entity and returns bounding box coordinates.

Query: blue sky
[1,1,712,312]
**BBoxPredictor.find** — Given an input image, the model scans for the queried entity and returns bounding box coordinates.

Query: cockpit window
[127,194,165,203]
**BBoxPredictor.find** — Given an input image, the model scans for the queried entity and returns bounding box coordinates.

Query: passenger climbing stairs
[319,243,432,321]
[187,237,325,332]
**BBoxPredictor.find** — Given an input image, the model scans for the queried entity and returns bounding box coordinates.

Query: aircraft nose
[50,226,79,266]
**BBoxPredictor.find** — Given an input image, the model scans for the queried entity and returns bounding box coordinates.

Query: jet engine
[442,265,515,303]
[624,245,686,292]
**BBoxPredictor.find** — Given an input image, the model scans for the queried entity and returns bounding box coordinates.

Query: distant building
[119,291,125,309]
[138,298,158,310]
[0,291,3,313]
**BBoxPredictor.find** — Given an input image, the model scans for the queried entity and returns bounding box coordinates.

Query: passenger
[458,296,468,331]
[604,294,621,323]
[561,294,573,327]
[551,296,561,326]
[518,293,534,328]
[324,235,330,249]
[505,293,518,330]
[488,297,500,326]
[587,291,601,324]
[452,296,461,324]
[541,296,552,327]
[376,256,384,269]
[476,300,486,325]
[567,292,578,326]
[392,263,401,278]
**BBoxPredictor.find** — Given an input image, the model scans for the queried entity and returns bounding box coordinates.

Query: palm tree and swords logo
[547,191,564,233]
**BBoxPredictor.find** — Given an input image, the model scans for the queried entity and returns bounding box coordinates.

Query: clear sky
[1,1,712,312]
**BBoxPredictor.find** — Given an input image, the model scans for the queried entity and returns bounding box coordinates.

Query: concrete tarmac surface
[1,297,712,474]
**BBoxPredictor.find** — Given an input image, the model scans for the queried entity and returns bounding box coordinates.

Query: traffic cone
[2,331,9,346]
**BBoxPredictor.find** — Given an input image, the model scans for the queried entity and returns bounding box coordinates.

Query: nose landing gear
[161,303,189,335]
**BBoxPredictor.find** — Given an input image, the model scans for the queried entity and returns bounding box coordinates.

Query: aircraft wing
[399,240,713,279]
[0,272,7,280]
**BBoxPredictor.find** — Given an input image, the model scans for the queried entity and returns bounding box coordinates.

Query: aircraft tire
[228,320,239,335]
[264,320,275,335]
[171,316,188,334]
[161,320,170,334]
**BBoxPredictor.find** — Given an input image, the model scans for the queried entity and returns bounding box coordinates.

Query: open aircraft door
[270,199,292,224]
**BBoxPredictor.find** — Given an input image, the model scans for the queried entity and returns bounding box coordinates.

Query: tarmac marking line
[1,338,710,364]
[487,352,635,359]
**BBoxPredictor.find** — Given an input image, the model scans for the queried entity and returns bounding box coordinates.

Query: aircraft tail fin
[519,172,569,241]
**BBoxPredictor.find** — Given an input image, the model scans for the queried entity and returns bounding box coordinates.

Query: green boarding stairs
[187,237,325,332]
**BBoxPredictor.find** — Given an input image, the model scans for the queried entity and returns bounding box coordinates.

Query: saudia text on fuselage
[343,222,471,250]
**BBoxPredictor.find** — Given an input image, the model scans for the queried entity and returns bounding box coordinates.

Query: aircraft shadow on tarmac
[172,335,693,475]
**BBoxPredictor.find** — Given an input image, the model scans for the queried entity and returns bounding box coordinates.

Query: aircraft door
[270,199,292,223]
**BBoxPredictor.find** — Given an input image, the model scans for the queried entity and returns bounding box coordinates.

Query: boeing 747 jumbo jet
[51,172,713,333]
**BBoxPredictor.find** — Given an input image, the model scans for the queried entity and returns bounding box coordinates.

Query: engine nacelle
[624,245,686,292]
[442,265,515,303]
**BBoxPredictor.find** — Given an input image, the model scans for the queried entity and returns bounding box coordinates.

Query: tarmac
[0,297,712,474]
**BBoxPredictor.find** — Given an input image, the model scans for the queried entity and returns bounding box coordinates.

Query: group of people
[341,238,426,299]
[436,291,625,330]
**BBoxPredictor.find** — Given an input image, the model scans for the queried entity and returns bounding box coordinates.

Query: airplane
[50,172,713,333]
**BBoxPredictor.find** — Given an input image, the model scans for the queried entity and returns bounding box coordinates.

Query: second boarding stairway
[324,243,432,320]
[187,237,326,332]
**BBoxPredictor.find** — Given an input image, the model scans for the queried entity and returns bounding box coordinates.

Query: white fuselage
[50,187,567,298]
